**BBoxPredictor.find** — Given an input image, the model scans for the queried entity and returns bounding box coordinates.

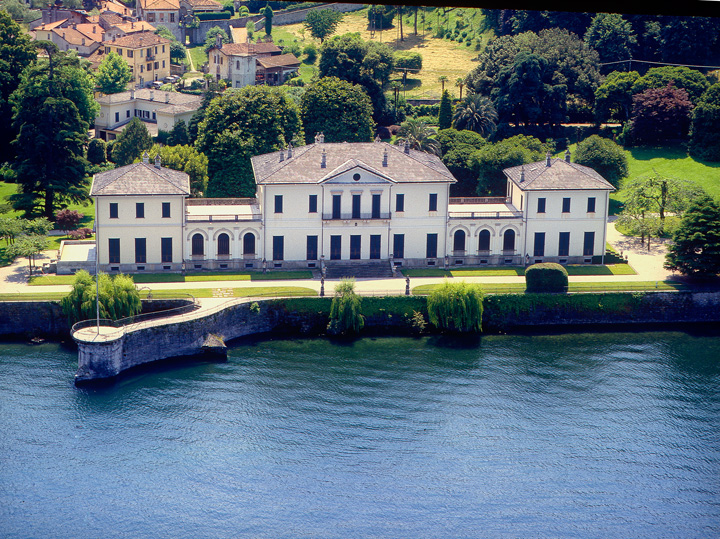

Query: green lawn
[413,280,686,295]
[403,264,636,278]
[29,270,314,286]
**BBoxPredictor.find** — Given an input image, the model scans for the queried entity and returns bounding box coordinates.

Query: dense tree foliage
[470,135,551,196]
[111,117,152,166]
[427,280,483,333]
[396,117,440,156]
[664,194,720,277]
[155,25,186,63]
[204,26,229,53]
[573,135,628,188]
[167,119,190,146]
[10,47,96,219]
[300,77,373,144]
[438,89,452,130]
[594,70,639,124]
[144,144,208,195]
[584,12,636,73]
[437,128,488,197]
[61,270,142,325]
[327,278,364,336]
[95,51,132,94]
[452,94,497,136]
[625,83,693,146]
[689,83,720,162]
[86,138,107,165]
[304,8,343,43]
[0,10,36,164]
[196,85,302,197]
[632,66,711,105]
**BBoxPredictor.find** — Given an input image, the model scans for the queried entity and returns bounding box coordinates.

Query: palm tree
[452,94,498,137]
[438,75,448,93]
[396,117,441,156]
[455,77,465,100]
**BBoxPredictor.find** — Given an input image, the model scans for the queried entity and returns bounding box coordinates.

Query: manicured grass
[138,286,317,298]
[403,264,636,278]
[29,270,314,286]
[413,280,686,295]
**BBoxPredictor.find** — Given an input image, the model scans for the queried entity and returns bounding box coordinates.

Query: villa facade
[87,140,614,275]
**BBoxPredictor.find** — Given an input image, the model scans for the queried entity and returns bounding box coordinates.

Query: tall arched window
[243,233,255,256]
[478,230,491,252]
[191,233,204,256]
[217,233,230,256]
[503,229,515,252]
[453,229,466,253]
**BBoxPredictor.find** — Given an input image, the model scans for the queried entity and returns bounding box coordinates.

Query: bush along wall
[525,263,569,293]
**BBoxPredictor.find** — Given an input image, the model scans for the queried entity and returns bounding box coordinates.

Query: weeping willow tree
[327,278,364,336]
[61,270,142,325]
[426,280,483,333]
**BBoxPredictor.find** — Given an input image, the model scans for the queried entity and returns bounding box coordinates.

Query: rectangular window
[170,13,174,22]
[161,238,172,263]
[274,194,283,213]
[162,202,171,218]
[154,62,159,70]
[371,194,381,218]
[332,194,341,219]
[306,235,318,260]
[537,197,546,213]
[109,202,118,219]
[534,232,545,257]
[350,235,361,260]
[562,197,571,213]
[126,110,130,118]
[135,237,146,264]
[127,49,133,58]
[308,194,317,213]
[426,233,438,259]
[330,235,341,260]
[429,193,438,212]
[136,202,144,218]
[370,235,381,259]
[583,231,595,256]
[393,234,405,259]
[587,197,596,213]
[115,111,119,123]
[352,194,361,219]
[395,193,405,212]
[272,236,284,260]
[558,232,570,257]
[108,238,120,264]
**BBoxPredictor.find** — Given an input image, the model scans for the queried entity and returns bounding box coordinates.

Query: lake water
[1,331,719,538]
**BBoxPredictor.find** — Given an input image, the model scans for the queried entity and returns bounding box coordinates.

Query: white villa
[79,140,614,276]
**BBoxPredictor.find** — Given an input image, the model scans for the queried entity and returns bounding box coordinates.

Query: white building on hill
[84,140,614,275]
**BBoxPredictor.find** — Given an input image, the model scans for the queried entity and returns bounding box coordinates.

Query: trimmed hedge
[525,263,569,293]
[196,11,231,20]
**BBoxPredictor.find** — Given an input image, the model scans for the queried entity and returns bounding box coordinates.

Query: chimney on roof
[287,143,293,158]
[520,166,525,182]
[154,154,161,168]
[318,132,324,143]
[150,89,154,100]
[279,149,284,162]
[565,148,571,162]
[130,88,135,99]
[142,151,150,164]
[403,140,410,154]
[165,92,169,103]
[382,147,388,167]
[321,148,326,168]
[546,151,551,166]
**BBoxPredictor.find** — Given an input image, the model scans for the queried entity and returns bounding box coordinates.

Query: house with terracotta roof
[84,141,613,275]
[207,37,299,88]
[136,0,181,39]
[102,30,171,87]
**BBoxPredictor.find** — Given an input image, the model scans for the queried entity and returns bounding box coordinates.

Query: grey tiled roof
[91,161,190,196]
[505,158,615,191]
[96,88,202,108]
[252,142,456,185]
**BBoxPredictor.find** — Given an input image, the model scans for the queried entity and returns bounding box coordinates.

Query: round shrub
[525,263,569,293]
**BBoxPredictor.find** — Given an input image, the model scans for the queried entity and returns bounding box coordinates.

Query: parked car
[151,81,163,89]
[163,75,180,84]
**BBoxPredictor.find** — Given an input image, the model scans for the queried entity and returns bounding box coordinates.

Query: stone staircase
[323,261,395,280]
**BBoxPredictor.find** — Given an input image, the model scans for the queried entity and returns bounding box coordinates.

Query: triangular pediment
[319,159,396,185]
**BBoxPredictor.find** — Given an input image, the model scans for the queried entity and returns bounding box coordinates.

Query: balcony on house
[185,198,262,222]
[447,197,523,220]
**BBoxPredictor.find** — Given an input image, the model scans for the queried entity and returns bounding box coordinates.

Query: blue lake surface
[1,331,719,538]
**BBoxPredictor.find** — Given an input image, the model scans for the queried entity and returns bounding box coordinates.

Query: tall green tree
[584,13,637,73]
[452,93,497,137]
[145,143,208,195]
[10,46,96,219]
[95,51,132,94]
[594,70,640,124]
[0,10,36,163]
[304,8,344,43]
[327,278,364,336]
[396,117,440,156]
[300,76,373,144]
[632,66,711,105]
[438,89,452,130]
[427,280,483,333]
[196,85,302,197]
[689,83,720,162]
[61,270,142,325]
[110,117,152,166]
[262,3,273,36]
[625,83,693,146]
[664,194,720,277]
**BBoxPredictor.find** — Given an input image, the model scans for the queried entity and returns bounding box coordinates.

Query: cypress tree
[438,89,453,130]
